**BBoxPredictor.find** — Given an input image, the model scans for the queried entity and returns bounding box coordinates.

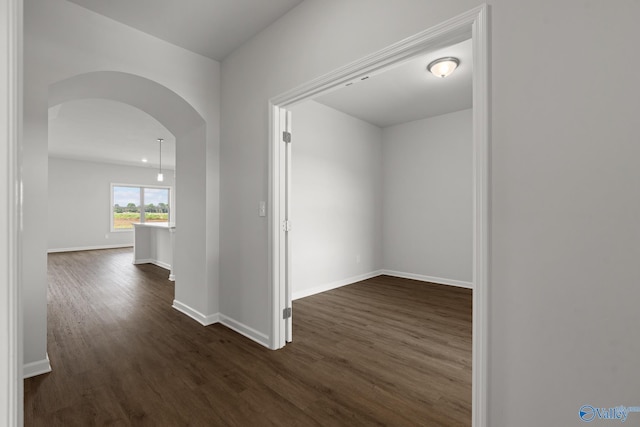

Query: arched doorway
[49,71,213,323]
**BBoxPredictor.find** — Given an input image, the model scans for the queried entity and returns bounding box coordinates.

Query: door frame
[268,4,490,426]
[1,0,23,424]
[269,107,293,344]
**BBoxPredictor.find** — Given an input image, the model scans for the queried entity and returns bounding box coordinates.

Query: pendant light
[427,57,460,78]
[157,138,164,182]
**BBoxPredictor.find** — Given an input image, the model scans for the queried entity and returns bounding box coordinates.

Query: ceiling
[49,99,176,170]
[48,3,471,167]
[65,0,304,61]
[313,38,472,128]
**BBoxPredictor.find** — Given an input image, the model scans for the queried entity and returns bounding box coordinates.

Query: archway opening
[48,71,211,320]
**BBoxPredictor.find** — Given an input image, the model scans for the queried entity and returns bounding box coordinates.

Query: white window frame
[110,183,172,232]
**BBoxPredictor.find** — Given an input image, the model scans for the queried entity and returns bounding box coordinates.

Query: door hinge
[282,220,291,232]
[283,131,292,143]
[283,307,292,319]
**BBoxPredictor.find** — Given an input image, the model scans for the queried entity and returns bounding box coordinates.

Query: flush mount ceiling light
[427,57,460,78]
[157,138,164,182]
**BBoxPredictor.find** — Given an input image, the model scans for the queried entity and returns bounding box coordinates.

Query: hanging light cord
[158,138,163,175]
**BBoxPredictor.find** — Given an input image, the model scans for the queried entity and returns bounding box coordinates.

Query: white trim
[270,18,473,107]
[133,258,171,271]
[110,182,174,190]
[171,300,219,326]
[0,0,22,424]
[48,243,133,253]
[381,270,474,290]
[292,270,383,300]
[292,270,473,301]
[218,314,271,349]
[471,6,490,427]
[268,5,489,427]
[268,105,288,350]
[23,354,51,379]
[283,110,293,343]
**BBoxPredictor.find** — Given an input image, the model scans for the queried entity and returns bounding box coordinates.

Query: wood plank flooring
[25,248,471,426]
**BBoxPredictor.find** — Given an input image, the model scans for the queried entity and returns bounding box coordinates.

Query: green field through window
[112,185,170,230]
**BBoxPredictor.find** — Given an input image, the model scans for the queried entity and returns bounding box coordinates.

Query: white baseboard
[381,269,474,289]
[171,301,271,349]
[134,258,171,271]
[23,353,52,379]
[172,300,219,326]
[292,270,383,300]
[48,244,133,253]
[218,314,270,349]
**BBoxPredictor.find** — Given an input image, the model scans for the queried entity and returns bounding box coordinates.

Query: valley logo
[579,404,640,423]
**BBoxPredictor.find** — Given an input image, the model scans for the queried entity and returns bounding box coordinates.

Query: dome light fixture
[427,57,460,78]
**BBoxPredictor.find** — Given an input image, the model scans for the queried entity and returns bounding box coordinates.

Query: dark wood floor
[25,248,472,426]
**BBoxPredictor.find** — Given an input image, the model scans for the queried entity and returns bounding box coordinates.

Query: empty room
[286,37,474,424]
[3,1,639,427]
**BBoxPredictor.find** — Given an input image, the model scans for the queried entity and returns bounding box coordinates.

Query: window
[111,184,171,231]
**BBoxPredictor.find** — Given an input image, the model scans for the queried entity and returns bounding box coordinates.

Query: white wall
[290,101,382,299]
[221,1,640,425]
[290,103,472,297]
[382,109,472,284]
[48,157,175,252]
[24,0,220,371]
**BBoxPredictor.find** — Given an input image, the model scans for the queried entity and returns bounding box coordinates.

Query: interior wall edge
[218,314,271,349]
[171,300,219,326]
[292,270,383,301]
[381,269,473,290]
[47,244,133,254]
[22,353,51,379]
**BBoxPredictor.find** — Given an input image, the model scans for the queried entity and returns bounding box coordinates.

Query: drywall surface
[24,0,220,369]
[290,101,382,299]
[47,157,175,251]
[289,104,471,297]
[221,0,640,425]
[382,109,472,283]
